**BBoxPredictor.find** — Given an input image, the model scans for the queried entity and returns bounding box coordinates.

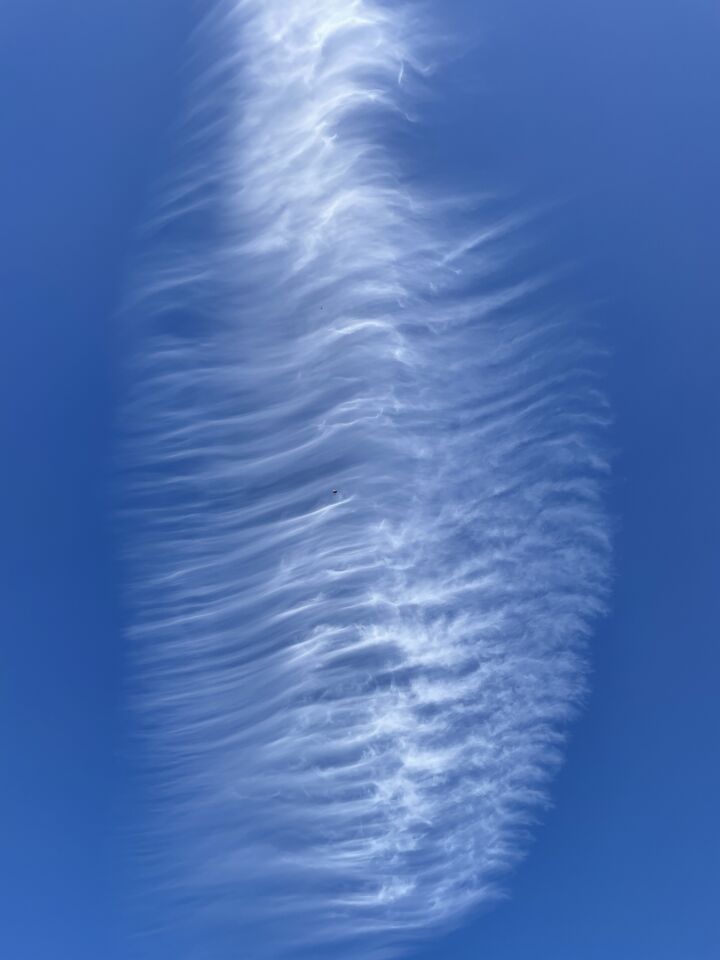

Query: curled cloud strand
[126,1,610,956]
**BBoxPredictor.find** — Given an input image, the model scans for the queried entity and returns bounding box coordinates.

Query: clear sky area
[2,1,719,958]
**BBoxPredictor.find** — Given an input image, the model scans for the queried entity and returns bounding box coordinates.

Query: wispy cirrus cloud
[124,1,610,956]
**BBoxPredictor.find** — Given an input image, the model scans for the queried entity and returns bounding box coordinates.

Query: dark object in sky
[332,489,338,495]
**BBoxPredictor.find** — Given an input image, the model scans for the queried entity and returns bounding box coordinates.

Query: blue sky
[2,1,719,959]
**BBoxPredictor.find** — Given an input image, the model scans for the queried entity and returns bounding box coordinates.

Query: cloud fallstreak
[125,1,610,956]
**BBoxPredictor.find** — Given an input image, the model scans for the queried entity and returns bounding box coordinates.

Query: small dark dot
[332,489,338,495]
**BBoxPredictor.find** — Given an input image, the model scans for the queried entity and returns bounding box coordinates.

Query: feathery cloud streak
[125,1,610,956]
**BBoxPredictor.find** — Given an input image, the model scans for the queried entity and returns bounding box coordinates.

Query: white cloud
[125,1,610,956]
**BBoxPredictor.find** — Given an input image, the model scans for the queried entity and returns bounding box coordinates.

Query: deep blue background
[2,1,718,958]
